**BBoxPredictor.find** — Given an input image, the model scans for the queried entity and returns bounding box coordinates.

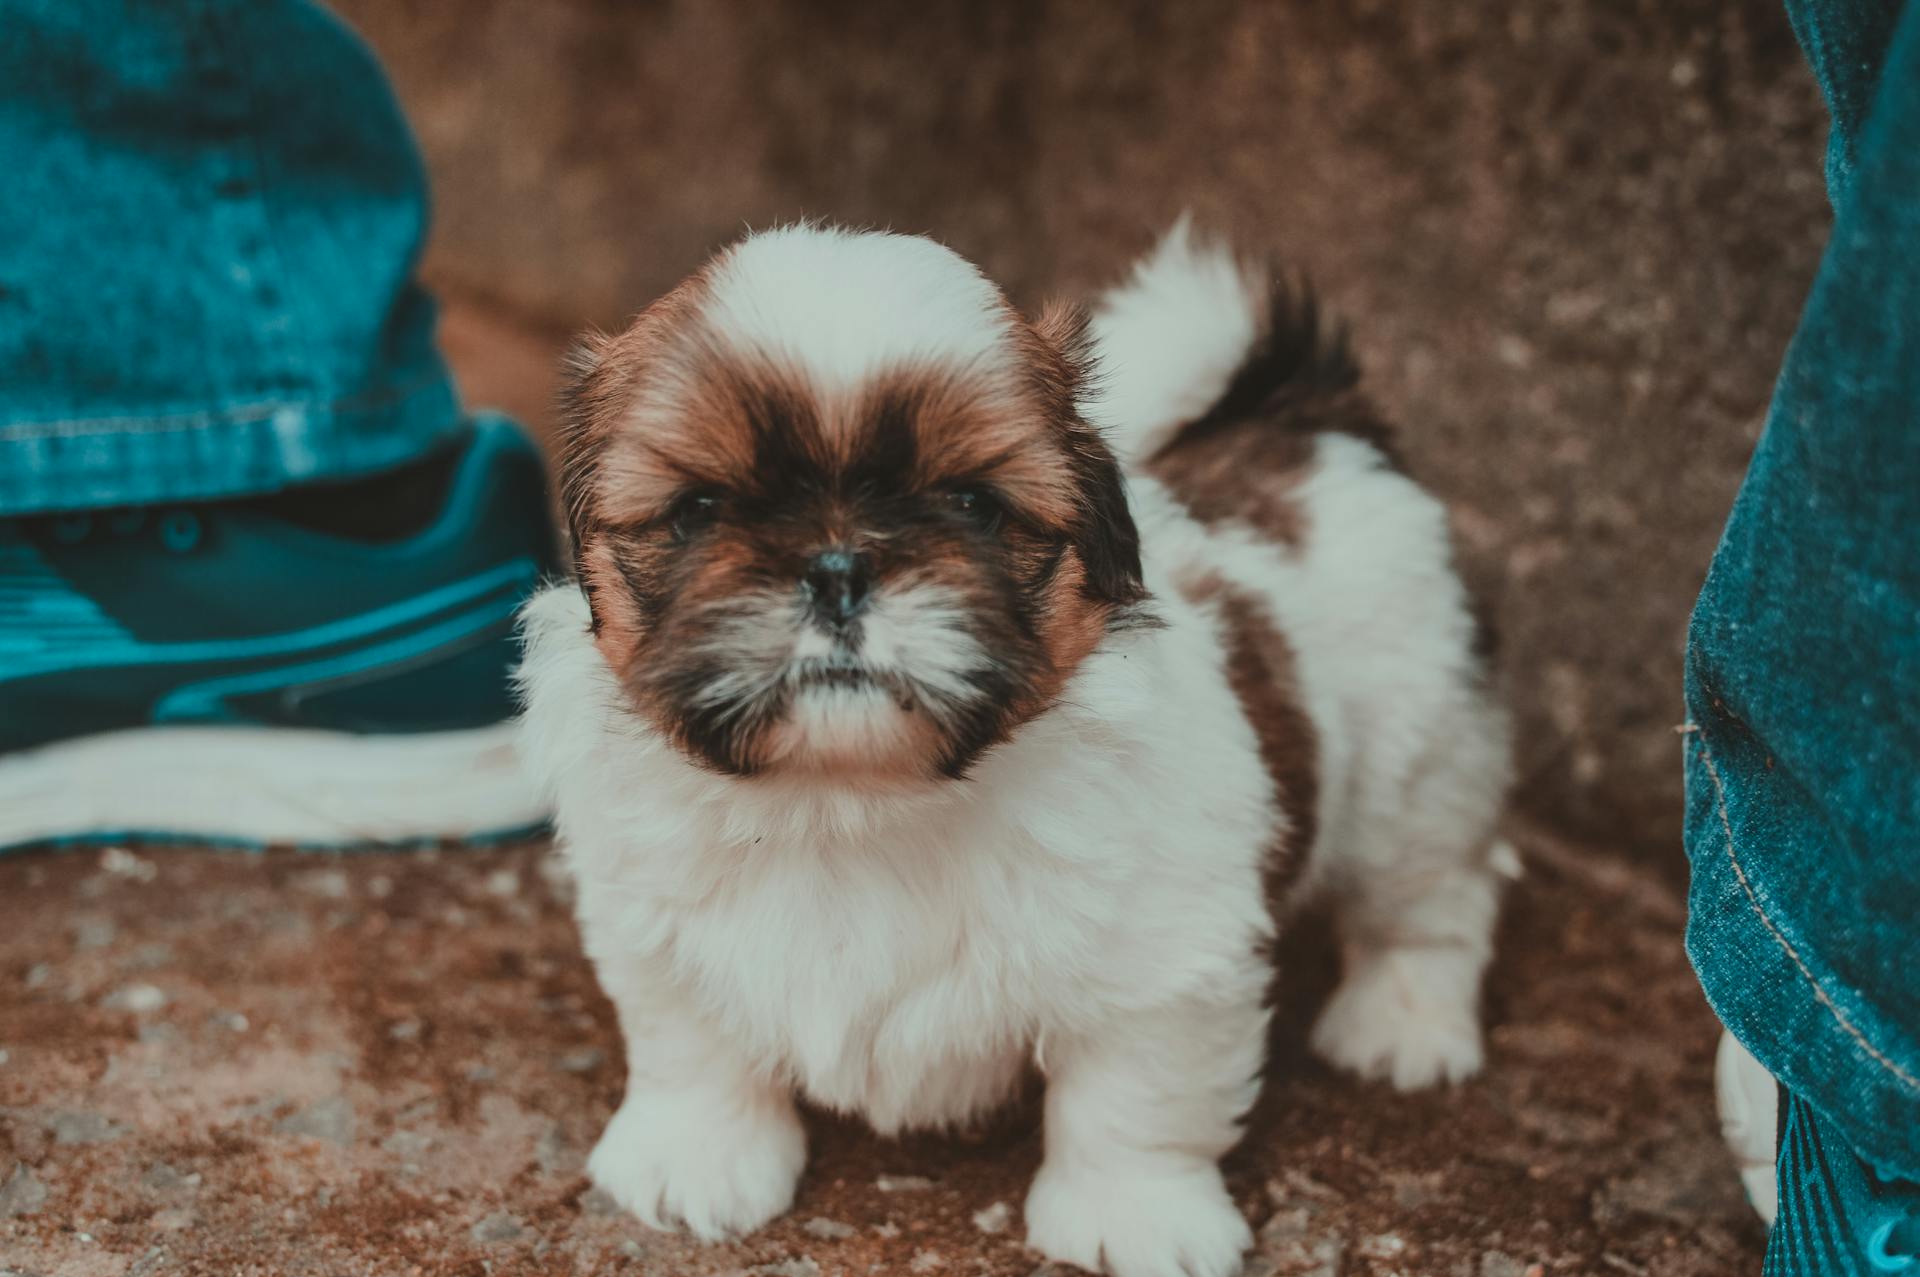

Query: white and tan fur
[517,222,1512,1277]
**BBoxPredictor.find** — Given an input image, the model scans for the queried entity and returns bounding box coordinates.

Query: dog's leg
[1309,842,1510,1091]
[1025,993,1266,1277]
[585,966,805,1241]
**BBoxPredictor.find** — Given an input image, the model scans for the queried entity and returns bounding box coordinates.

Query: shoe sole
[0,722,548,852]
[1716,1028,1780,1227]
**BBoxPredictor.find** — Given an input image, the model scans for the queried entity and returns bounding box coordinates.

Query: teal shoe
[0,415,559,851]
[1722,1027,1920,1276]
[1768,1088,1919,1276]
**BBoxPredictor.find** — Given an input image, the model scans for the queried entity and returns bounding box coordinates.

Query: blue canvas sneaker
[0,414,559,851]
[1719,1029,1920,1275]
[1768,1087,1920,1276]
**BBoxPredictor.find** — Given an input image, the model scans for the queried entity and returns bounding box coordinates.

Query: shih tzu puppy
[516,221,1512,1277]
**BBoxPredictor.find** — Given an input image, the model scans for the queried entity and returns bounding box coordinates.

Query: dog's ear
[556,330,622,635]
[1063,431,1147,607]
[556,330,614,566]
[1031,302,1146,608]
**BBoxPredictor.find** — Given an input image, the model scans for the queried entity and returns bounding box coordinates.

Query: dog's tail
[1085,216,1359,468]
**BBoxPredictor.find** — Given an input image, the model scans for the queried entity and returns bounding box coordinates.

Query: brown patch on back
[1147,413,1319,546]
[1144,268,1400,548]
[1184,572,1319,899]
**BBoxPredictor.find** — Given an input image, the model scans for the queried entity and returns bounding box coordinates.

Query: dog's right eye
[941,484,1003,533]
[667,490,724,542]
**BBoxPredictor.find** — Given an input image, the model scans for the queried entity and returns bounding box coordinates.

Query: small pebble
[876,1173,934,1193]
[1477,1255,1530,1277]
[804,1217,856,1240]
[126,942,173,970]
[537,852,576,902]
[50,1111,124,1145]
[102,983,168,1013]
[750,1262,820,1277]
[141,1163,194,1193]
[1495,333,1536,369]
[100,847,158,882]
[470,1210,523,1243]
[971,1201,1012,1234]
[484,868,521,897]
[1359,1232,1407,1260]
[293,869,350,900]
[535,1123,578,1176]
[910,1250,943,1272]
[556,1048,603,1073]
[274,1096,355,1146]
[1269,1169,1341,1203]
[0,1164,47,1217]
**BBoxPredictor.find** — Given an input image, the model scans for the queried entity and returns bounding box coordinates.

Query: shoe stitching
[0,375,448,441]
[1688,725,1920,1094]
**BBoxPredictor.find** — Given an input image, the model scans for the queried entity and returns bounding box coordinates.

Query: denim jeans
[0,0,460,515]
[1685,0,1919,1192]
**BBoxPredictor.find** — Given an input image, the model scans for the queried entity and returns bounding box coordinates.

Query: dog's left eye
[667,490,724,542]
[942,485,1002,531]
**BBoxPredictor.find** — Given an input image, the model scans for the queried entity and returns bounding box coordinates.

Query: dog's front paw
[1024,1158,1251,1277]
[1309,952,1484,1090]
[587,1086,806,1241]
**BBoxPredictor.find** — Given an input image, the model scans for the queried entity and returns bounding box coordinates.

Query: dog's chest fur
[650,816,1099,1130]
[534,581,1282,1134]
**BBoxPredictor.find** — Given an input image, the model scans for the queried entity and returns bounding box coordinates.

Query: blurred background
[335,0,1831,867]
[0,7,1838,1273]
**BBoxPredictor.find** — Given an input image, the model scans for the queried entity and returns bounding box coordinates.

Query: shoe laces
[1868,1205,1919,1272]
[47,508,203,554]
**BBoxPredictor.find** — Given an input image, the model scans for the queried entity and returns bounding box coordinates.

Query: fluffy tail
[1085,217,1357,468]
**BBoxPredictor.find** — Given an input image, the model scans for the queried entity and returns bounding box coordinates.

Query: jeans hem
[0,373,464,515]
[1685,727,1920,1183]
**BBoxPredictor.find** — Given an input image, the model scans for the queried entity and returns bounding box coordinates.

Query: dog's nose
[803,549,871,628]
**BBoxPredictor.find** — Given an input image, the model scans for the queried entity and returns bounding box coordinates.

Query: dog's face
[557,227,1146,781]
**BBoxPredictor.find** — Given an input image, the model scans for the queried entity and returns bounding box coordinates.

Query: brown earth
[0,825,1762,1276]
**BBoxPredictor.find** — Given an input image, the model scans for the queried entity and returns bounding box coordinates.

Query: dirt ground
[0,815,1762,1277]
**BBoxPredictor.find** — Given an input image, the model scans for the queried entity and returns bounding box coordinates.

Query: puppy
[516,222,1512,1277]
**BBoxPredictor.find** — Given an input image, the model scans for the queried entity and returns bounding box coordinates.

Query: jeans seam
[1688,725,1920,1095]
[0,375,450,440]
